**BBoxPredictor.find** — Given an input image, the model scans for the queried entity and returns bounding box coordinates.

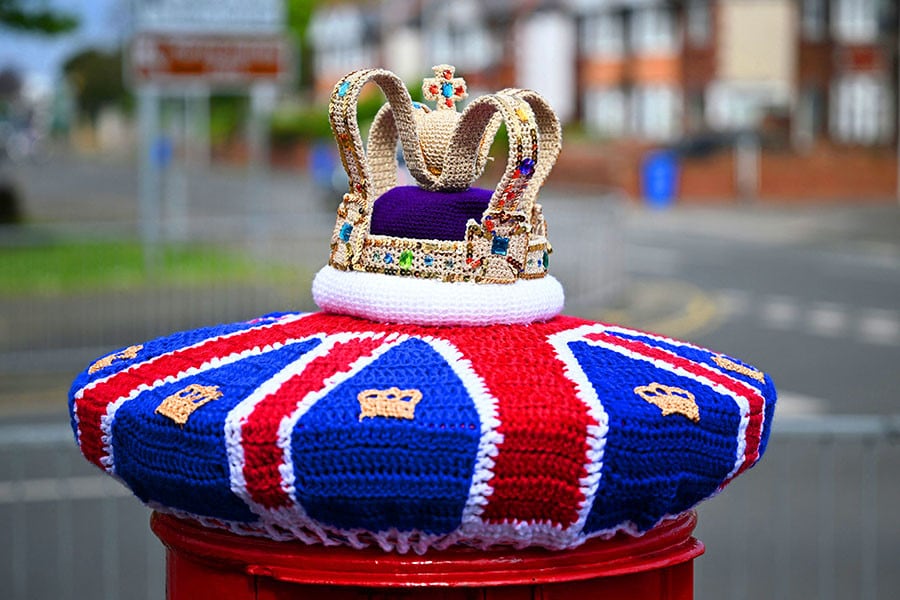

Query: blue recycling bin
[152,136,174,170]
[309,141,339,188]
[641,150,679,209]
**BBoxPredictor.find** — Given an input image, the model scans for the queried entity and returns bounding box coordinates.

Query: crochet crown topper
[328,64,558,283]
[313,65,565,326]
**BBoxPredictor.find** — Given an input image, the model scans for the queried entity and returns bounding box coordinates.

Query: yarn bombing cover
[69,65,777,555]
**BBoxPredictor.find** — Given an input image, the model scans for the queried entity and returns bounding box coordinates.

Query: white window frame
[830,73,891,145]
[831,0,879,44]
[584,87,627,138]
[630,85,681,141]
[581,11,624,58]
[630,6,678,55]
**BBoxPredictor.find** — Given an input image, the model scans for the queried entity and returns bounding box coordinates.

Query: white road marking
[806,303,847,338]
[761,296,801,330]
[715,288,752,318]
[775,391,827,416]
[858,309,900,346]
[714,290,898,347]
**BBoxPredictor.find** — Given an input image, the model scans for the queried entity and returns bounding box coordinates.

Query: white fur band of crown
[326,65,562,285]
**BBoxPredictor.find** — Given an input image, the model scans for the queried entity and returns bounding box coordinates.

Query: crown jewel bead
[399,249,414,270]
[423,64,467,111]
[491,236,510,256]
[517,158,536,177]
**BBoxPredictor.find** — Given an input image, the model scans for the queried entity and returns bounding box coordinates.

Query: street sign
[131,35,291,85]
[133,0,284,35]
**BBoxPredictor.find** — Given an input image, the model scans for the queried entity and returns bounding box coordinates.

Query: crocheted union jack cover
[69,312,775,553]
[68,65,776,554]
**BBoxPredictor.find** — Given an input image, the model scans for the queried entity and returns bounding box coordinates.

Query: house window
[584,87,627,138]
[631,85,680,141]
[428,0,496,72]
[686,0,711,47]
[432,25,493,71]
[831,73,890,144]
[581,12,624,58]
[801,0,827,41]
[630,6,677,54]
[831,0,879,43]
[310,9,373,75]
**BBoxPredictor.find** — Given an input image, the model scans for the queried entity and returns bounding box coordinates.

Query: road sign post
[129,0,290,271]
[137,85,161,272]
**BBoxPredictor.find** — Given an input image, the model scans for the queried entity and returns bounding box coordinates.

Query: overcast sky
[0,0,124,92]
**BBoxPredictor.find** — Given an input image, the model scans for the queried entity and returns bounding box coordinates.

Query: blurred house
[308,0,900,199]
[796,0,896,147]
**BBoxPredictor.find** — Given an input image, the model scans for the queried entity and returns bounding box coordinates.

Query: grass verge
[0,239,303,296]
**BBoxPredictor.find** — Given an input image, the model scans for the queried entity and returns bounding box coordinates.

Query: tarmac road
[604,202,900,417]
[1,154,899,599]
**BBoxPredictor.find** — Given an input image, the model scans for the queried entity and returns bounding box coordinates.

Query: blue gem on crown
[491,236,510,256]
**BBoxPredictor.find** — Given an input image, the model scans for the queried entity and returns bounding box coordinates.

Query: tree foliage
[0,0,77,34]
[285,0,324,90]
[63,48,130,123]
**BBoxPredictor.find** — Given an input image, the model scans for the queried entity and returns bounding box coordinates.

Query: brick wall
[758,145,898,201]
[550,141,899,202]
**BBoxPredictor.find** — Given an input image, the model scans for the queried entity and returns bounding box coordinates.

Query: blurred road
[607,202,900,417]
[1,154,899,599]
[3,153,899,417]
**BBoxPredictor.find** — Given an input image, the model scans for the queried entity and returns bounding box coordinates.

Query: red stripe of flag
[76,313,339,468]
[586,331,765,478]
[441,316,595,527]
[241,335,387,510]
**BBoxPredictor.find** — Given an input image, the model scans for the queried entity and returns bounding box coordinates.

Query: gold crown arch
[327,66,561,284]
[327,68,425,269]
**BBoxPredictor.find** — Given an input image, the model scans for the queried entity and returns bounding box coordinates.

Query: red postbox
[152,511,704,600]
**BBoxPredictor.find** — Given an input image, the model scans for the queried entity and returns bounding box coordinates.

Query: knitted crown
[68,66,777,557]
[312,65,564,326]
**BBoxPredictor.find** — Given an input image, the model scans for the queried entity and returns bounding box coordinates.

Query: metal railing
[0,422,164,600]
[0,415,897,599]
[695,415,900,600]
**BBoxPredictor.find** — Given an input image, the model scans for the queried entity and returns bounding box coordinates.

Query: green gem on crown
[399,250,414,270]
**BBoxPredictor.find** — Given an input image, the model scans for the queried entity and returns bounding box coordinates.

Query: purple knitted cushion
[369,186,492,241]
